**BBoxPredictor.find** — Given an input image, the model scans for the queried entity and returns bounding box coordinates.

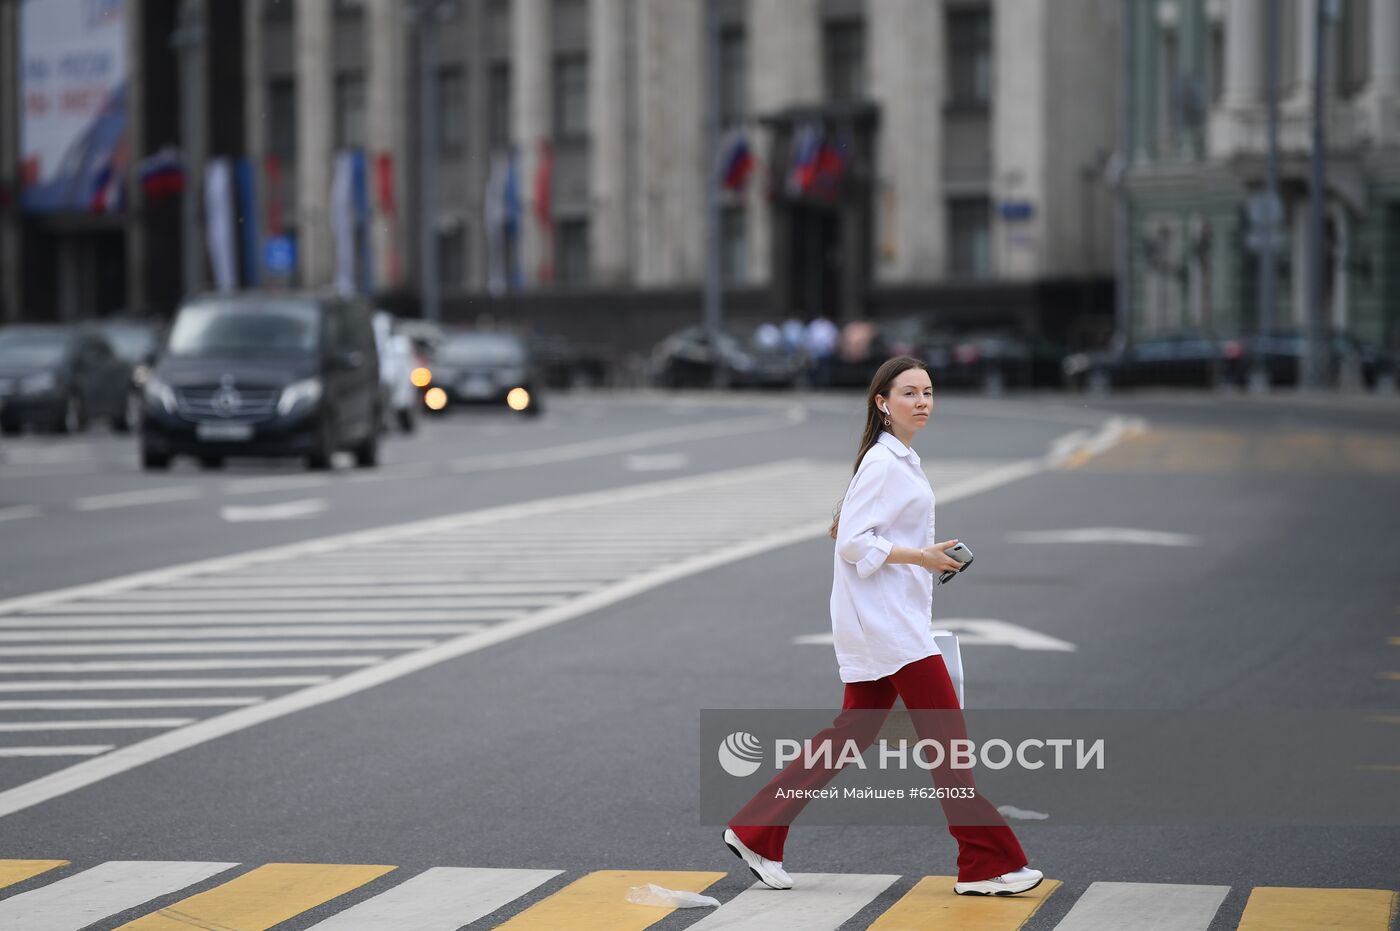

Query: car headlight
[277,377,323,416]
[20,371,57,395]
[144,375,177,413]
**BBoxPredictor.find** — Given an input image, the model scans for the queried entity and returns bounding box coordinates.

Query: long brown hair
[828,356,929,539]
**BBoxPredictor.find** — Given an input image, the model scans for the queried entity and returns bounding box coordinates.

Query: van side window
[324,307,346,354]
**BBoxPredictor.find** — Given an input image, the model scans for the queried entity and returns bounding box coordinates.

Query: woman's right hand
[921,539,964,574]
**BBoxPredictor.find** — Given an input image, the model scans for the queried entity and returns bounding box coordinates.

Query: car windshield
[0,330,68,367]
[437,335,526,366]
[100,325,160,362]
[166,300,320,357]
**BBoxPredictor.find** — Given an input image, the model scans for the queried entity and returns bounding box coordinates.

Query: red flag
[263,155,283,236]
[533,140,554,283]
[375,152,400,286]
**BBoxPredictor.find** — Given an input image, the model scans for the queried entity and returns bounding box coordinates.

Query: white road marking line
[0,746,114,757]
[0,860,239,931]
[0,657,382,673]
[1006,527,1202,547]
[0,611,523,626]
[24,596,565,614]
[795,619,1077,652]
[445,408,804,474]
[220,498,329,522]
[1051,882,1229,931]
[0,423,1136,818]
[0,625,484,642]
[0,504,43,522]
[0,719,193,732]
[223,474,332,495]
[302,867,565,931]
[0,698,263,710]
[0,676,329,692]
[133,582,590,596]
[0,640,437,656]
[688,873,900,930]
[72,486,204,511]
[625,453,689,471]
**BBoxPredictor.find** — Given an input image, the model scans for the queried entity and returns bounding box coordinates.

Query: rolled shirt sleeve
[836,457,895,579]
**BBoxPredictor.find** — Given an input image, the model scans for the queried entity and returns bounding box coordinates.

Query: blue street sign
[999,201,1035,222]
[264,235,296,275]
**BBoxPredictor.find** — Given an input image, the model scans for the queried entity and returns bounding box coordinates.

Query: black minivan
[140,293,380,471]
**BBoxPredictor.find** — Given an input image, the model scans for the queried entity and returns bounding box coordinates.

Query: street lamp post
[170,0,205,300]
[1303,0,1337,388]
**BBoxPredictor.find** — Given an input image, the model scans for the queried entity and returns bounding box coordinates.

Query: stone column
[512,0,549,288]
[868,0,941,283]
[367,0,407,290]
[1363,0,1400,143]
[747,0,820,289]
[1131,0,1159,160]
[589,0,629,285]
[1222,0,1266,107]
[295,0,333,288]
[1178,0,1207,157]
[0,0,19,321]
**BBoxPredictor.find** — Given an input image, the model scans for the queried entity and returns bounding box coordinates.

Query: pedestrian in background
[804,315,838,387]
[723,355,1044,897]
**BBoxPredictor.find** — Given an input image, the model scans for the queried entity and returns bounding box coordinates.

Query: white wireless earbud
[880,405,889,415]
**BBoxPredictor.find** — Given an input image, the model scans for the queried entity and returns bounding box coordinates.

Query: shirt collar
[877,430,920,464]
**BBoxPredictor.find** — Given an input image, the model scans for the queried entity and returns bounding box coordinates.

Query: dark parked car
[528,333,610,390]
[944,332,1069,392]
[421,330,544,415]
[648,325,804,389]
[93,317,164,432]
[1062,334,1247,391]
[1242,329,1397,391]
[0,325,131,435]
[140,293,381,471]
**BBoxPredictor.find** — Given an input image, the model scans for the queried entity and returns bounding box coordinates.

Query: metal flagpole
[1303,0,1334,388]
[703,0,724,387]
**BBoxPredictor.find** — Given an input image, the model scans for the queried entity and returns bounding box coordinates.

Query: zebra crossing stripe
[0,861,238,931]
[1235,886,1399,930]
[1050,881,1229,931]
[492,870,727,930]
[866,875,1061,929]
[0,859,67,891]
[686,872,900,930]
[301,867,563,930]
[112,862,394,931]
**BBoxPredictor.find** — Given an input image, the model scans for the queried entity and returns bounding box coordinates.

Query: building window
[553,54,588,141]
[947,8,992,106]
[263,0,292,21]
[719,27,747,127]
[556,219,589,287]
[1340,0,1370,97]
[488,63,512,150]
[948,197,991,277]
[437,226,466,293]
[437,67,467,154]
[823,19,865,102]
[333,0,364,16]
[268,79,297,162]
[335,74,366,150]
[720,206,747,285]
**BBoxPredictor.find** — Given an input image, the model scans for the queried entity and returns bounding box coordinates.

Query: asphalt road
[0,388,1396,930]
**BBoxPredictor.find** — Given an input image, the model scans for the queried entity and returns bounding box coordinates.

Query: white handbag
[929,629,964,708]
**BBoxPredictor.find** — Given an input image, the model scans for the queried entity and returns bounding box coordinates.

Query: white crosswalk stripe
[1051,881,1231,930]
[688,873,901,930]
[0,861,237,931]
[0,459,1008,810]
[301,867,563,930]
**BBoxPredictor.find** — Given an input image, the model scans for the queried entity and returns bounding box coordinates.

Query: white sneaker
[953,866,1044,896]
[723,828,794,890]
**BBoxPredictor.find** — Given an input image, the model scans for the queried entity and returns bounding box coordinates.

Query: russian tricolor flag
[138,147,185,205]
[718,129,754,192]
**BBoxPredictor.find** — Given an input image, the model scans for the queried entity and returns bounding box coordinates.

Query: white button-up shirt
[829,431,940,683]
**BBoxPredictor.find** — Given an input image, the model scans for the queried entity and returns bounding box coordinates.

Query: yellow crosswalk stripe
[1235,886,1399,930]
[866,875,1061,930]
[113,862,395,931]
[492,869,727,931]
[0,859,68,890]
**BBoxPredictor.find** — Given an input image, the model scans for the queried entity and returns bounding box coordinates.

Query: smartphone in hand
[938,542,975,585]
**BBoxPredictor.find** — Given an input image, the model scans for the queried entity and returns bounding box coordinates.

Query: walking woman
[723,356,1043,896]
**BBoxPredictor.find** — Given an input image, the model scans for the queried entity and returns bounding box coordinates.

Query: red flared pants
[727,653,1027,883]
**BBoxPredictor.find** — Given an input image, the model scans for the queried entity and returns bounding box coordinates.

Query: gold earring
[883,414,890,427]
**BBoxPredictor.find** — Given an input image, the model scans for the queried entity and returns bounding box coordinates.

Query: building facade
[1124,0,1400,350]
[3,0,1123,350]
